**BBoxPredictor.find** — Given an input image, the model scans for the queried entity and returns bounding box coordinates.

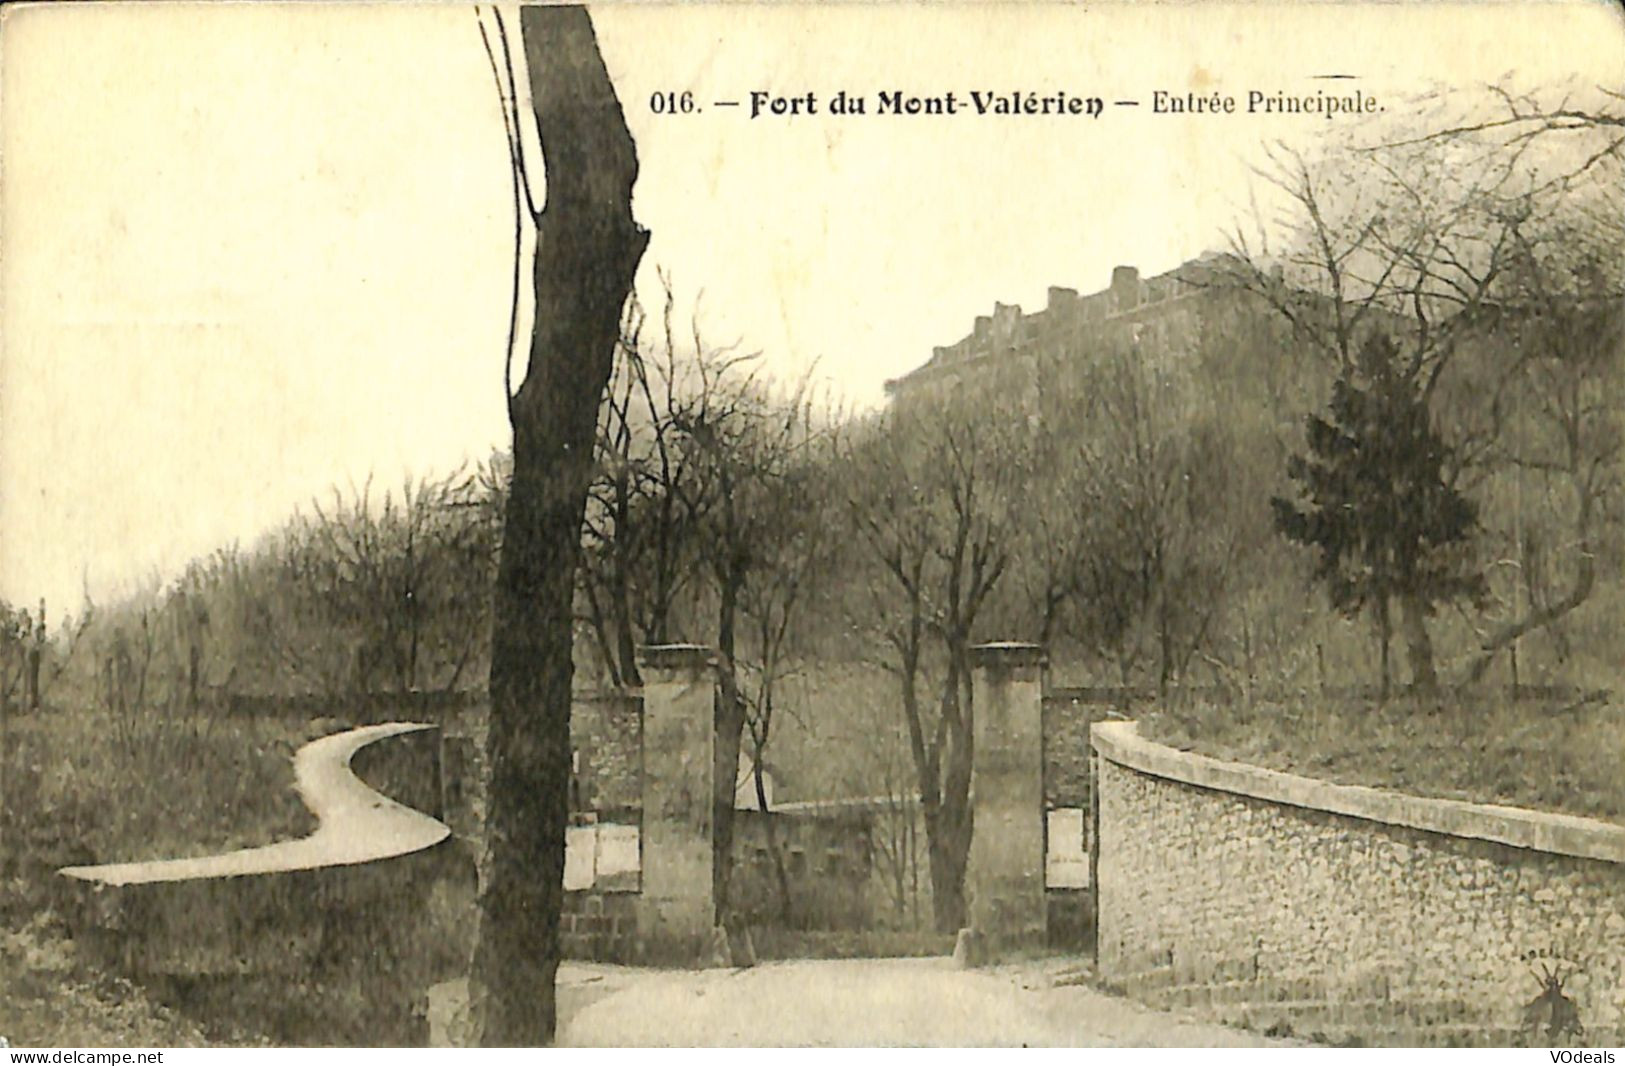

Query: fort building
[883,252,1275,413]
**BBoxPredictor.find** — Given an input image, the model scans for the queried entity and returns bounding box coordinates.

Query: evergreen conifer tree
[1271,335,1486,698]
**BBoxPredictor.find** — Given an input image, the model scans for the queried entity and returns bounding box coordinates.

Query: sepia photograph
[1,0,1622,1049]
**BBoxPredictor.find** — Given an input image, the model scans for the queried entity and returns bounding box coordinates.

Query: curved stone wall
[1092,720,1625,1047]
[61,723,449,886]
[56,723,464,1046]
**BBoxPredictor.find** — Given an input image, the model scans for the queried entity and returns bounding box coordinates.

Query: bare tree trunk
[1157,588,1172,700]
[612,589,641,688]
[606,481,642,686]
[579,579,622,689]
[925,803,970,932]
[1467,523,1596,684]
[475,6,647,1047]
[907,800,920,927]
[1375,597,1392,704]
[712,576,744,924]
[1399,592,1437,694]
[756,779,795,926]
[25,645,41,712]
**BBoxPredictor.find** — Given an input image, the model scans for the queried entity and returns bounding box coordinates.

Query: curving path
[59,722,450,887]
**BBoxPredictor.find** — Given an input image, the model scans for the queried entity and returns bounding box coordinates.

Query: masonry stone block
[967,641,1047,952]
[635,644,716,960]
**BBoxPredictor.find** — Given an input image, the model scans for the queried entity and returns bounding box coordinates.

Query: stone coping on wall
[636,643,717,673]
[60,722,450,887]
[970,641,1048,669]
[1092,719,1625,865]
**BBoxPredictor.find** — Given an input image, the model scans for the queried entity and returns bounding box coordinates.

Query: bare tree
[734,388,837,923]
[1002,404,1095,653]
[1459,224,1622,681]
[845,406,1014,932]
[1016,347,1241,692]
[471,5,648,1046]
[840,699,924,927]
[1401,86,1625,683]
[1391,82,1624,188]
[1220,89,1623,690]
[679,361,825,924]
[578,276,716,688]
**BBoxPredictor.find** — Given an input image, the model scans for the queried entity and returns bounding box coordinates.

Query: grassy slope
[0,920,219,1048]
[1141,691,1625,824]
[761,658,1625,824]
[3,708,318,876]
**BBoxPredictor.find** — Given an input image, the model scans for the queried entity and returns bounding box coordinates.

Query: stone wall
[1041,694,1093,809]
[351,722,444,821]
[571,692,642,817]
[436,654,721,965]
[560,890,640,963]
[1041,693,1093,943]
[58,724,467,1046]
[438,691,641,832]
[1093,720,1625,1047]
[731,808,874,930]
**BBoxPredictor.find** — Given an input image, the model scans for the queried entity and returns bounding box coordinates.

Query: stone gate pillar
[967,641,1047,953]
[635,644,715,961]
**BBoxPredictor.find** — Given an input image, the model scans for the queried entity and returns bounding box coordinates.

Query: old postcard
[2,0,1622,1050]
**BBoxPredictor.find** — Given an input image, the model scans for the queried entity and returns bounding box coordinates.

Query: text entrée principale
[649,87,1383,121]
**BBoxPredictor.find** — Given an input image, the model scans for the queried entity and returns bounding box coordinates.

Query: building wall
[884,257,1250,410]
[1093,720,1625,1047]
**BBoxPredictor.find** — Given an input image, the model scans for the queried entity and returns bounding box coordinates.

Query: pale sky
[2,2,1621,619]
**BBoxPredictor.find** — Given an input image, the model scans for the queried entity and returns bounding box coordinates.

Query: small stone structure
[439,688,648,960]
[1092,719,1625,1046]
[732,806,875,929]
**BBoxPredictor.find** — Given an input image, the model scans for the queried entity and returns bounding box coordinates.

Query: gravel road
[551,957,1298,1047]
